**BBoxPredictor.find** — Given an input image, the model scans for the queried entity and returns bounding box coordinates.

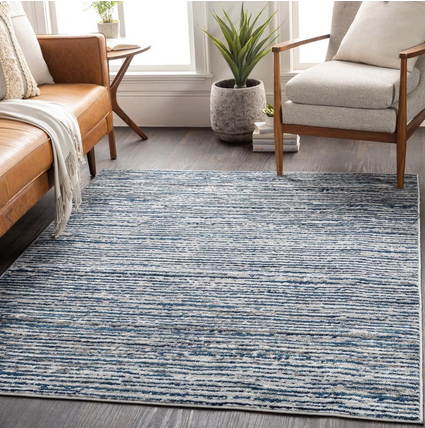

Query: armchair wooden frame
[272,35,425,188]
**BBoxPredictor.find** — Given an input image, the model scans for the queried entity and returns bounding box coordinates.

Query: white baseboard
[113,92,212,127]
[113,89,276,128]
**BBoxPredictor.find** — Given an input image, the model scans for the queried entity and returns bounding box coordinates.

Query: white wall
[113,1,292,128]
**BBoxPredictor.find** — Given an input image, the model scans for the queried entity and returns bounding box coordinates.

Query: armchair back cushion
[333,2,425,72]
[325,1,361,61]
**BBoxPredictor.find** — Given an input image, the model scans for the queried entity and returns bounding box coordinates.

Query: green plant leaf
[248,27,281,61]
[251,12,276,41]
[237,37,253,65]
[233,32,242,62]
[221,6,238,34]
[239,2,245,29]
[240,49,270,84]
[239,11,250,46]
[86,1,122,23]
[200,28,233,59]
[201,2,283,87]
[201,29,240,82]
[211,12,234,48]
[248,3,268,36]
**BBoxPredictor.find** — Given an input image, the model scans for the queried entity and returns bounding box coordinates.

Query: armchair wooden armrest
[396,42,425,186]
[397,41,425,143]
[400,42,425,59]
[272,34,330,53]
[36,34,110,88]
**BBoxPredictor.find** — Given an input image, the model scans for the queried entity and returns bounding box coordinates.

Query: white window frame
[23,1,211,76]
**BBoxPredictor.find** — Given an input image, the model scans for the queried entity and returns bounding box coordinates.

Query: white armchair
[273,1,425,188]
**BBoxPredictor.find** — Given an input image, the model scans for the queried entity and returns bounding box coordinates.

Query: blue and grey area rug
[0,171,422,423]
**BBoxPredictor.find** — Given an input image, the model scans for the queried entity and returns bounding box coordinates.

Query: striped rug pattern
[0,171,421,422]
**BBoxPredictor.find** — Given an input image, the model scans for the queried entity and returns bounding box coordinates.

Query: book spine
[253,132,298,139]
[255,128,274,134]
[253,144,300,153]
[252,138,298,145]
[254,122,274,134]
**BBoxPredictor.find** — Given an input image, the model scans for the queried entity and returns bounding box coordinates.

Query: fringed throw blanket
[0,99,84,237]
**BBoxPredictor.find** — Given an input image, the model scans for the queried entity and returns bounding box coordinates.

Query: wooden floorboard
[0,127,424,428]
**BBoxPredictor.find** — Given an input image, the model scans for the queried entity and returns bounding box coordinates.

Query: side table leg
[112,99,148,140]
[110,55,148,141]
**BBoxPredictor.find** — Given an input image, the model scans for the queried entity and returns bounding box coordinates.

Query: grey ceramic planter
[97,21,120,39]
[210,79,266,143]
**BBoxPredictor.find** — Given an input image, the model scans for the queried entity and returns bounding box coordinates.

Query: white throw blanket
[0,99,84,237]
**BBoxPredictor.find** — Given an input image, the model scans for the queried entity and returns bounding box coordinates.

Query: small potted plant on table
[87,1,122,39]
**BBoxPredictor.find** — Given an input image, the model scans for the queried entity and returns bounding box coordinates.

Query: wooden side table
[107,45,151,158]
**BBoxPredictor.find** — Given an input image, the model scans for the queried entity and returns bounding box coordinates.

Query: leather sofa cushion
[0,83,110,211]
[0,119,52,209]
[31,83,110,138]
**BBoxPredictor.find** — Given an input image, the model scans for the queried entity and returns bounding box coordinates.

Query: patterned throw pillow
[8,2,54,85]
[0,1,39,100]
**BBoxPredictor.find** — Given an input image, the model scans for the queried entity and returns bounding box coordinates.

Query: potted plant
[262,103,274,127]
[201,3,280,142]
[86,1,122,39]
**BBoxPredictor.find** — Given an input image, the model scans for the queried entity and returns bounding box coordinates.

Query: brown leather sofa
[0,34,115,239]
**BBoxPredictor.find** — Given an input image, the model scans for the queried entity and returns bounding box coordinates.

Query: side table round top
[107,45,151,61]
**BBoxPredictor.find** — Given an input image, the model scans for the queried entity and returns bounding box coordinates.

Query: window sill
[109,71,214,84]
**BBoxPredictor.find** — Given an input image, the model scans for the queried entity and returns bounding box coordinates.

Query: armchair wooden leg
[273,51,283,176]
[108,129,117,160]
[274,130,283,175]
[396,134,407,189]
[396,57,408,189]
[87,148,96,177]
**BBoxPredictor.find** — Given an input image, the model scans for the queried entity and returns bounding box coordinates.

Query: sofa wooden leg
[87,148,96,177]
[109,130,117,160]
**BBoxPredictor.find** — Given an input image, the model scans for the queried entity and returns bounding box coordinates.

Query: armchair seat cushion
[285,60,420,109]
[283,101,397,133]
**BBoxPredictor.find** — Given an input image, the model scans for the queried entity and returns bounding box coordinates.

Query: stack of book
[252,122,300,152]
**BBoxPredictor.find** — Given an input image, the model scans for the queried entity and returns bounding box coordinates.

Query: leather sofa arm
[37,34,110,88]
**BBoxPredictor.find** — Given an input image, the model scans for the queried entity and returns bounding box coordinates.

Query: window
[48,1,196,72]
[291,1,334,70]
[122,2,194,71]
[51,1,99,35]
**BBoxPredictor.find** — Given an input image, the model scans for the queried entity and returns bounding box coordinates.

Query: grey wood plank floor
[0,127,424,428]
